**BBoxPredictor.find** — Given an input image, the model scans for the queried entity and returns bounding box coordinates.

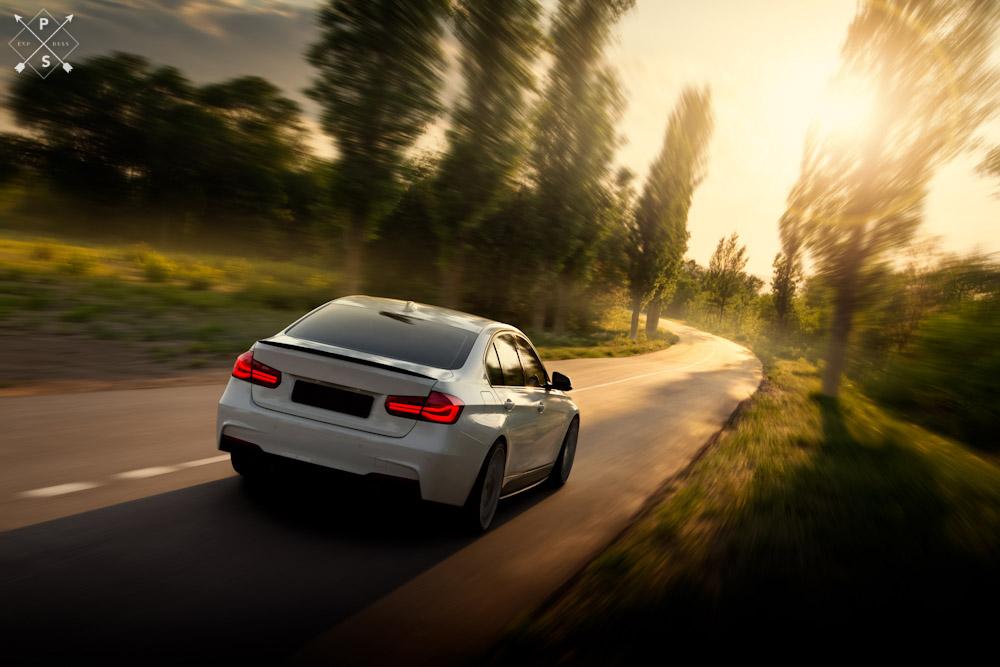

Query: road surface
[0,321,760,664]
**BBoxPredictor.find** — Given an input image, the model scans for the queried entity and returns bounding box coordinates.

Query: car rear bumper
[216,379,488,506]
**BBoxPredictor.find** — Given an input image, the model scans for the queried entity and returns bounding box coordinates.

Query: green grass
[497,348,1000,660]
[0,235,677,382]
[532,309,679,360]
[0,235,332,374]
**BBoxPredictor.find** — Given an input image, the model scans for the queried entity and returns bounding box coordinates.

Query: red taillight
[231,350,281,388]
[385,391,464,425]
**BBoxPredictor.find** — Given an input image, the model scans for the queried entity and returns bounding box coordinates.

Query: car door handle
[537,403,545,413]
[504,399,515,412]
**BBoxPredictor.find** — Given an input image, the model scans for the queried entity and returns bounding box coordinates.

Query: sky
[2,0,998,277]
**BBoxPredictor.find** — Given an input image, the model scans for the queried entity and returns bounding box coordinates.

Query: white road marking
[114,466,179,480]
[18,482,101,498]
[176,454,230,468]
[15,455,231,500]
[573,340,719,394]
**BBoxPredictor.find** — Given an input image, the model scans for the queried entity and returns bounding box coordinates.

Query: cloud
[2,1,320,83]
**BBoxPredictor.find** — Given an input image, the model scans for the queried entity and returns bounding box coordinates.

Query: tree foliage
[771,251,802,328]
[307,0,449,290]
[784,0,1000,396]
[625,86,714,339]
[705,233,756,317]
[8,52,308,225]
[432,0,543,306]
[530,0,635,331]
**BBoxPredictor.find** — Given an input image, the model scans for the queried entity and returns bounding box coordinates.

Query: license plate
[291,380,374,418]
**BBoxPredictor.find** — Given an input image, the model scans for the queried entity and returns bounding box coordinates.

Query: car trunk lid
[249,336,443,438]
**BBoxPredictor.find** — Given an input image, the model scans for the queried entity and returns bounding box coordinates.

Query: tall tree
[432,0,542,308]
[784,0,1000,396]
[770,251,802,329]
[307,0,448,293]
[625,87,714,339]
[705,232,752,319]
[771,211,804,329]
[530,0,635,333]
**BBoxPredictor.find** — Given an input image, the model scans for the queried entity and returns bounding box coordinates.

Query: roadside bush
[871,299,1000,449]
[59,252,94,276]
[240,277,336,312]
[30,242,55,261]
[183,263,220,290]
[140,252,174,283]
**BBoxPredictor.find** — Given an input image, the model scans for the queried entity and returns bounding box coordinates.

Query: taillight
[231,350,282,388]
[385,391,464,424]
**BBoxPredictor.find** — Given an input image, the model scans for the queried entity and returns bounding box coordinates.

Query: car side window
[485,343,504,386]
[515,337,548,388]
[494,334,525,387]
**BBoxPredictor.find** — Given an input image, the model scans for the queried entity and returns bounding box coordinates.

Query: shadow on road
[0,460,552,664]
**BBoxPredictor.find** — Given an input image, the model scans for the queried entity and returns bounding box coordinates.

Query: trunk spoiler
[255,339,435,380]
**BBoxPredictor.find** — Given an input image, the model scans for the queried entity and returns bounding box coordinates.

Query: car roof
[333,295,517,335]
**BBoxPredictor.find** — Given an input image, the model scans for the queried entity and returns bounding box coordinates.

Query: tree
[307,0,448,293]
[705,233,752,319]
[784,0,1000,396]
[625,86,714,339]
[195,77,307,221]
[8,53,196,202]
[666,259,705,316]
[770,251,802,329]
[530,0,635,333]
[431,0,542,307]
[0,134,37,184]
[8,53,306,228]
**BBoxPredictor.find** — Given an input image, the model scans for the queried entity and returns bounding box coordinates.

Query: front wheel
[548,417,579,488]
[464,441,507,532]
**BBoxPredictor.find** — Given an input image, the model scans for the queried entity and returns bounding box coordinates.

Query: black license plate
[291,380,374,418]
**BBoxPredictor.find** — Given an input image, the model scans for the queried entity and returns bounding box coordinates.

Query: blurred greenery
[0,0,994,450]
[497,351,1000,660]
[0,233,674,381]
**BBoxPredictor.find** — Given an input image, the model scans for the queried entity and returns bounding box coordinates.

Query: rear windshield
[285,303,478,370]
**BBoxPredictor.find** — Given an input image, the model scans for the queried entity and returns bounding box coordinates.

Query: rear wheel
[548,417,579,488]
[230,448,264,478]
[464,441,507,532]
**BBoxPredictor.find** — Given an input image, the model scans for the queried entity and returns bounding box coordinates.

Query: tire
[230,448,264,478]
[548,416,579,488]
[463,441,507,533]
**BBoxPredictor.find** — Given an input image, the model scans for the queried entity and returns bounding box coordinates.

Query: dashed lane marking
[15,455,231,499]
[18,482,101,498]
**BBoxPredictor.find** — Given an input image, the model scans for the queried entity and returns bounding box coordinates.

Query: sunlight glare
[812,73,878,142]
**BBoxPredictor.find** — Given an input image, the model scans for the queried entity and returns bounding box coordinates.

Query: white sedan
[217,295,579,531]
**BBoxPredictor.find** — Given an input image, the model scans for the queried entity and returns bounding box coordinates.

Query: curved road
[0,321,760,664]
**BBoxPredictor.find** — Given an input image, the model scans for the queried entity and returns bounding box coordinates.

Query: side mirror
[549,371,572,392]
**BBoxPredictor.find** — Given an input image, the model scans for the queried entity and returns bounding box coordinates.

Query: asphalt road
[0,321,760,665]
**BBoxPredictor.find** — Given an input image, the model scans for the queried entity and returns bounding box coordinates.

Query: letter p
[38,17,49,30]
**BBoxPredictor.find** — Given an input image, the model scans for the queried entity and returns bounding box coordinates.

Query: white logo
[9,10,77,78]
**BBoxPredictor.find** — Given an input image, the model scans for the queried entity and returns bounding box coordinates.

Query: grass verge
[496,349,1000,660]
[0,234,677,385]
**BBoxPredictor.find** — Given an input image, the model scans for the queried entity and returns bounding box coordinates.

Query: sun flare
[812,73,878,141]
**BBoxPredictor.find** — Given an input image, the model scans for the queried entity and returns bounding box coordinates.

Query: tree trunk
[552,282,570,335]
[629,292,642,340]
[439,252,465,309]
[531,291,547,332]
[822,289,856,397]
[645,298,661,338]
[341,222,364,295]
[822,229,865,397]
